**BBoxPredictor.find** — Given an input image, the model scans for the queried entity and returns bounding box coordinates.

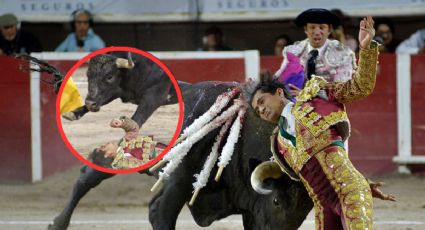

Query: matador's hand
[369,180,396,202]
[359,16,375,49]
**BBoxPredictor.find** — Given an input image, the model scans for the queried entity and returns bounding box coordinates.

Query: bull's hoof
[47,216,70,230]
[47,222,69,230]
[61,112,77,121]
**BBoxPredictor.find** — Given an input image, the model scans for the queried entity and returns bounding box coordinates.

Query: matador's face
[251,88,285,124]
[304,23,331,48]
[99,142,118,158]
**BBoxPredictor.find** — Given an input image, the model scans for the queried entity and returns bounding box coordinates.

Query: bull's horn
[127,52,135,68]
[115,56,134,69]
[250,161,283,195]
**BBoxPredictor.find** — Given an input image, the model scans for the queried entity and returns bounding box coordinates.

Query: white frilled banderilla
[149,87,247,205]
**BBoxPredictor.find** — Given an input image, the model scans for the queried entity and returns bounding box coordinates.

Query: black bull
[149,82,312,229]
[67,51,190,123]
[49,81,312,230]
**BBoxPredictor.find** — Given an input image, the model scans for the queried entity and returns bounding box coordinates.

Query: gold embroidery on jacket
[299,174,325,230]
[330,47,379,104]
[314,148,373,229]
[295,76,327,102]
[277,46,379,173]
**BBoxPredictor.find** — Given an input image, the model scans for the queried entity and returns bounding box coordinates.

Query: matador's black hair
[243,71,291,105]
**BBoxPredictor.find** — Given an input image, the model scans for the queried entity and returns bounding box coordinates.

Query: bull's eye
[273,198,280,206]
[106,75,114,82]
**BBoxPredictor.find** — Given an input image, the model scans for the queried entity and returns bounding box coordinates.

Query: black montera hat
[295,8,340,28]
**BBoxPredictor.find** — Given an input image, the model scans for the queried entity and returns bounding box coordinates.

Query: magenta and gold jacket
[271,45,379,178]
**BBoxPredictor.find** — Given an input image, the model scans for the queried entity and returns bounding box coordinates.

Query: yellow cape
[60,78,83,114]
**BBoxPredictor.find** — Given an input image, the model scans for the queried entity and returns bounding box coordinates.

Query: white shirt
[307,39,328,58]
[281,101,296,137]
[396,29,425,55]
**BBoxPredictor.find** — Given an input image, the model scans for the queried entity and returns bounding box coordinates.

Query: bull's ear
[115,56,135,69]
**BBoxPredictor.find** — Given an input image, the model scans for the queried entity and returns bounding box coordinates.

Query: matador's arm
[328,43,379,104]
[327,16,379,104]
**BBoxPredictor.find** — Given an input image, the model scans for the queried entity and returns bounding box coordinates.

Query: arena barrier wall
[393,54,425,172]
[1,51,422,182]
[1,51,259,182]
[0,56,32,182]
[0,56,83,183]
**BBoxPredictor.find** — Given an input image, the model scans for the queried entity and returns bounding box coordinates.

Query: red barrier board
[260,55,283,73]
[1,53,420,182]
[39,60,80,178]
[411,55,425,156]
[0,57,80,182]
[0,56,32,182]
[346,54,398,175]
[162,59,245,83]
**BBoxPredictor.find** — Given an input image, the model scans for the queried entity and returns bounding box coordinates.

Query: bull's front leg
[149,171,193,229]
[131,84,169,127]
[131,103,156,127]
[48,166,114,230]
[242,213,255,230]
[62,106,90,121]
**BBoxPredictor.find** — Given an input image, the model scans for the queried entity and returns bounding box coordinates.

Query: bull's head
[248,159,312,228]
[85,52,135,112]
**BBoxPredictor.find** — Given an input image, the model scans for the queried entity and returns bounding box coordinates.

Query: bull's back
[181,81,239,129]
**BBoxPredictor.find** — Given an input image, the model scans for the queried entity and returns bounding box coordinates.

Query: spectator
[396,29,425,54]
[274,8,356,83]
[374,18,399,53]
[330,9,358,52]
[0,13,42,55]
[274,34,292,56]
[56,10,105,52]
[200,26,232,51]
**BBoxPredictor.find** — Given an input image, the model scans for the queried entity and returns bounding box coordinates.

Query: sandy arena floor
[1,67,425,229]
[1,167,425,230]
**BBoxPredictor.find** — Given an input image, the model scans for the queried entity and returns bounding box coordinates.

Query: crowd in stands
[0,10,105,56]
[0,10,424,56]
